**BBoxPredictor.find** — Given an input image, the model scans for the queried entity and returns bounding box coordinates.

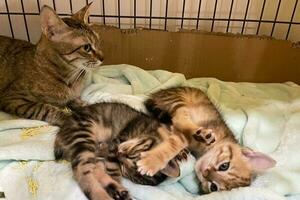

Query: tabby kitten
[137,86,276,193]
[54,102,183,200]
[0,4,103,126]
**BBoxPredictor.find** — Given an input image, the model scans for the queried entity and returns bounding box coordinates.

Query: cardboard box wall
[94,25,300,84]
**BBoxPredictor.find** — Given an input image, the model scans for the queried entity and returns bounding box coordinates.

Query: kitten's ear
[40,5,71,42]
[72,2,92,24]
[161,160,180,178]
[242,148,276,171]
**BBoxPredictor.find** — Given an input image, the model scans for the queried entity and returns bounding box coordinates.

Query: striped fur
[0,4,103,126]
[55,102,183,200]
[138,86,273,193]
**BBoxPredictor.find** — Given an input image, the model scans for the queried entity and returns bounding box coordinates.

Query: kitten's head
[39,4,104,69]
[195,142,276,193]
[117,137,180,186]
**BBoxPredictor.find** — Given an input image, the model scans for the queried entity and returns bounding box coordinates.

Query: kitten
[54,102,184,200]
[137,86,276,193]
[0,4,103,126]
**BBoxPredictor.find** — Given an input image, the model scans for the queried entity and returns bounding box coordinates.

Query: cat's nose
[99,55,104,62]
[98,51,104,62]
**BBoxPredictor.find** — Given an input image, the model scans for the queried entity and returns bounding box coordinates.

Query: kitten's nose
[117,150,125,157]
[203,168,210,178]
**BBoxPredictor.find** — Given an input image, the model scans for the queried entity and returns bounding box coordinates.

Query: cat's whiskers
[66,59,100,84]
[66,69,80,84]
[66,68,86,85]
[86,61,100,69]
[73,69,86,84]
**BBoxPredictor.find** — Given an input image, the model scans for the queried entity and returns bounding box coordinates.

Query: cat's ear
[242,148,276,171]
[40,5,71,42]
[72,3,92,24]
[161,160,180,178]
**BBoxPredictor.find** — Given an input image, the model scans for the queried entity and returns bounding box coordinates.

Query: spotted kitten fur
[137,86,276,193]
[54,102,187,200]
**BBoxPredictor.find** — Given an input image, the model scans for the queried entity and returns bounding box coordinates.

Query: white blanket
[1,64,300,200]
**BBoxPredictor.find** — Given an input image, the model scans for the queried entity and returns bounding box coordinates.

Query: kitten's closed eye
[218,162,230,171]
[126,153,139,159]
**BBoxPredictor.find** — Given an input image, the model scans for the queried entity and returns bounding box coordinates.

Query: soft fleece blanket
[0,64,300,200]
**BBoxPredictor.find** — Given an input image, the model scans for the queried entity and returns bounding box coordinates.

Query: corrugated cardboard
[93,25,300,84]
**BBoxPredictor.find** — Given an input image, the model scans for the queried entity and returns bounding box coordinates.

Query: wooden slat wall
[94,25,300,84]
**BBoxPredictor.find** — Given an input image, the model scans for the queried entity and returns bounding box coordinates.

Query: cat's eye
[209,182,218,192]
[218,162,230,171]
[83,44,92,52]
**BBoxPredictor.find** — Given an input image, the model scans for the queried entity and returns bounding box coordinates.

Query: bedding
[0,64,299,200]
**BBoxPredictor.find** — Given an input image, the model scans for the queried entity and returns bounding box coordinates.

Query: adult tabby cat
[0,4,103,126]
[137,86,276,193]
[54,102,185,200]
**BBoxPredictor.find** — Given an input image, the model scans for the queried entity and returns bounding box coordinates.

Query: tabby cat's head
[39,4,104,69]
[195,142,276,193]
[117,137,180,186]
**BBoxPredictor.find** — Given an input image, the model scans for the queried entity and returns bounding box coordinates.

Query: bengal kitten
[0,4,104,126]
[137,86,276,193]
[54,102,186,200]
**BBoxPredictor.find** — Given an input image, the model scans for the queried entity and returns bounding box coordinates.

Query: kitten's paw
[105,183,132,200]
[193,128,215,145]
[83,186,113,200]
[175,149,189,162]
[137,152,166,177]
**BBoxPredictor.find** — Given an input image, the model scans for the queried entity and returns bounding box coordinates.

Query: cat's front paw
[193,128,215,145]
[137,152,167,177]
[67,98,88,110]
